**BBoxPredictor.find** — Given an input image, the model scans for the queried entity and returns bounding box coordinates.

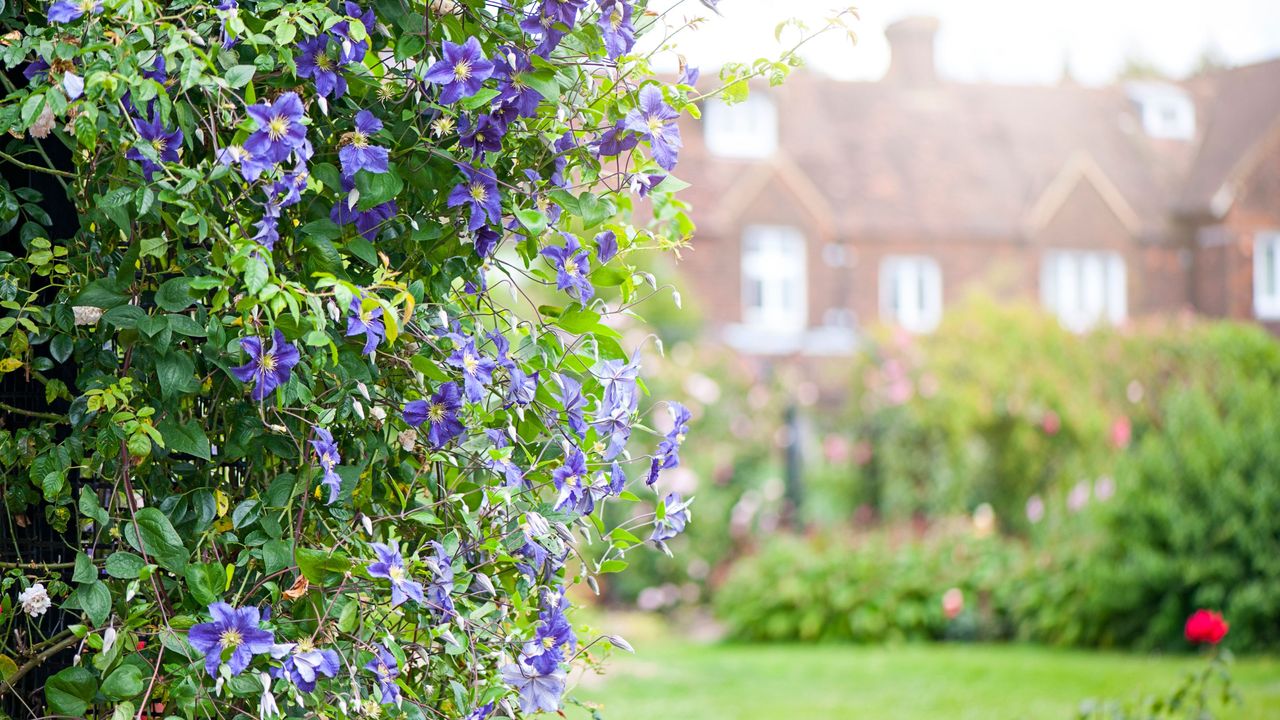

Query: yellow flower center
[389,565,405,582]
[610,10,623,29]
[220,628,244,648]
[475,132,486,143]
[260,353,277,372]
[463,353,479,373]
[296,638,315,653]
[454,60,472,82]
[152,138,167,153]
[646,116,663,134]
[428,402,447,423]
[542,635,556,649]
[564,261,579,277]
[469,183,488,203]
[267,115,290,141]
[350,130,368,149]
[316,54,332,70]
[320,451,334,468]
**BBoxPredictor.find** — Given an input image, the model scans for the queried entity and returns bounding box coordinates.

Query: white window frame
[741,226,807,333]
[1254,231,1280,320]
[879,256,943,333]
[1127,82,1196,140]
[704,94,778,159]
[1041,250,1127,332]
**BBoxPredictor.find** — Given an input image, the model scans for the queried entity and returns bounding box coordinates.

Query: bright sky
[650,0,1280,85]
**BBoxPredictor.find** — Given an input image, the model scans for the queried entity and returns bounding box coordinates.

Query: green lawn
[569,616,1280,720]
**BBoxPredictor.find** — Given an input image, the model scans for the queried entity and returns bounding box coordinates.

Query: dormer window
[1126,82,1195,140]
[704,94,778,159]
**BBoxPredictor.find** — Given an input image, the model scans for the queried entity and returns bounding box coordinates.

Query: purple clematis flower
[650,492,692,544]
[125,113,182,181]
[346,295,385,356]
[465,703,495,720]
[493,48,543,118]
[555,374,588,438]
[216,0,238,48]
[484,429,526,488]
[447,337,497,403]
[311,426,342,504]
[447,164,502,231]
[339,110,389,178]
[296,35,346,99]
[458,113,507,157]
[624,84,682,171]
[425,540,456,622]
[365,645,401,705]
[231,330,301,401]
[331,176,396,241]
[245,92,308,165]
[216,145,271,182]
[597,351,641,411]
[507,366,539,407]
[331,2,375,65]
[595,230,618,264]
[403,382,466,448]
[595,398,633,461]
[554,446,603,515]
[270,642,341,692]
[187,603,275,677]
[47,0,101,23]
[679,65,701,86]
[656,401,691,469]
[596,119,639,158]
[473,226,501,258]
[367,542,425,608]
[598,0,636,59]
[540,234,594,304]
[501,656,566,714]
[425,37,495,104]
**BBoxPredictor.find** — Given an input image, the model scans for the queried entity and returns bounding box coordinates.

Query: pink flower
[1042,411,1061,436]
[1025,495,1045,524]
[1067,481,1090,512]
[942,588,964,620]
[1110,416,1132,449]
[1185,609,1229,645]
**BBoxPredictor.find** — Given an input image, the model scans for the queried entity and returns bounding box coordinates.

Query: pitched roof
[1177,57,1280,217]
[679,72,1201,242]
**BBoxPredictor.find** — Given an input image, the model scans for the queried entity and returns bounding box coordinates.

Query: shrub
[714,523,1024,643]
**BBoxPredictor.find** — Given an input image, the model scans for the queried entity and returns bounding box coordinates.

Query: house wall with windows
[672,17,1280,356]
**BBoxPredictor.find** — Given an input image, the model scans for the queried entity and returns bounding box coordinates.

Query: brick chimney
[885,16,940,86]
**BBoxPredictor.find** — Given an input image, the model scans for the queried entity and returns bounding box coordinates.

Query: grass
[567,615,1280,720]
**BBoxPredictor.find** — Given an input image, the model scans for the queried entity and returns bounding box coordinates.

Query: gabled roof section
[1177,58,1280,218]
[1024,152,1141,237]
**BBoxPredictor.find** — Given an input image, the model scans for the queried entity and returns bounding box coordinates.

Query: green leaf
[50,334,73,363]
[156,351,195,400]
[516,209,547,234]
[524,70,560,102]
[557,306,600,334]
[345,237,379,267]
[45,666,97,717]
[73,279,129,309]
[245,258,269,295]
[460,87,501,111]
[156,277,195,312]
[72,551,96,583]
[0,654,18,683]
[598,559,628,574]
[578,192,615,228]
[123,507,189,572]
[69,580,111,626]
[157,416,211,460]
[354,166,403,210]
[295,547,352,587]
[166,314,206,337]
[262,539,292,575]
[105,551,146,579]
[184,562,225,606]
[225,65,256,88]
[79,487,109,526]
[101,664,145,700]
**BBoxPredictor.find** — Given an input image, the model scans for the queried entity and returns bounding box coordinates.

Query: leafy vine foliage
[0,0,717,716]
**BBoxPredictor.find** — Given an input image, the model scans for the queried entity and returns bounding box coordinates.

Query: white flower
[257,672,280,719]
[18,583,51,617]
[72,306,103,326]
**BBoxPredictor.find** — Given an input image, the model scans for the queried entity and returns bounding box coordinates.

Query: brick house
[674,17,1280,354]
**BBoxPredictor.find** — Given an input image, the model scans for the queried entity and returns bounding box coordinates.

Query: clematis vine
[650,492,692,544]
[231,330,301,401]
[346,295,385,356]
[47,0,101,23]
[598,0,636,59]
[271,641,341,692]
[188,603,275,677]
[296,35,346,99]
[447,336,497,402]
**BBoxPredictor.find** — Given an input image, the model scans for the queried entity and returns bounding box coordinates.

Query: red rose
[1184,609,1229,644]
[136,640,147,651]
